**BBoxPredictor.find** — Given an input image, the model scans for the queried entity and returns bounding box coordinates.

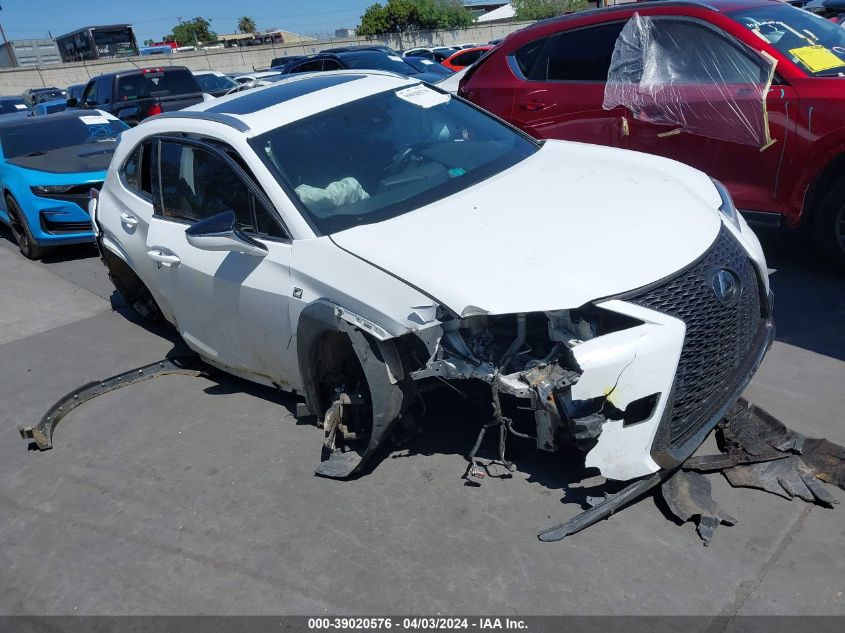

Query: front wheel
[813,182,845,275]
[5,195,46,260]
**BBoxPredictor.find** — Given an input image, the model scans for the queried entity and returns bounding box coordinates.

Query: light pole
[0,5,8,46]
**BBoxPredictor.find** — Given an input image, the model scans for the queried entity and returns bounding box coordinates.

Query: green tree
[238,16,257,34]
[512,0,587,20]
[168,17,217,46]
[143,38,156,46]
[358,0,472,36]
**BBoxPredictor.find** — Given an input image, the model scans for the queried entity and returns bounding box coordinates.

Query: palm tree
[238,16,256,34]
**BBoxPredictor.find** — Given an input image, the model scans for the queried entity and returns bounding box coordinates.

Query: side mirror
[66,97,78,108]
[185,210,268,257]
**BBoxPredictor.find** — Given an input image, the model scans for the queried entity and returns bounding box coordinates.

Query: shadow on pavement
[0,223,97,262]
[758,229,845,362]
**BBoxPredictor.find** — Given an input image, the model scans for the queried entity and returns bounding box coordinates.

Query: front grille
[32,183,102,211]
[628,225,766,448]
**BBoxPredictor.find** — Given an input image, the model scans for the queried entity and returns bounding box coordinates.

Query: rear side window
[291,60,324,73]
[116,70,199,101]
[454,49,484,66]
[123,147,140,190]
[122,141,154,198]
[515,22,626,82]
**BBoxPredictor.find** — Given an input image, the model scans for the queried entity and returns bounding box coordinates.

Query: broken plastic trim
[538,470,668,542]
[18,356,211,450]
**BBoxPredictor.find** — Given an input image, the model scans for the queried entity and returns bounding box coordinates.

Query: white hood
[330,141,724,316]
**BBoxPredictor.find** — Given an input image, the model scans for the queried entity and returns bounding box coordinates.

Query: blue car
[0,110,128,259]
[0,97,34,119]
[33,98,69,116]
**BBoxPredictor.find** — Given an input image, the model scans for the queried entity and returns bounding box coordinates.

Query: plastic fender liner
[296,302,412,479]
[19,356,212,450]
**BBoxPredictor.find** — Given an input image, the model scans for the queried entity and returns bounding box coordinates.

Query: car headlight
[31,185,75,194]
[711,178,740,230]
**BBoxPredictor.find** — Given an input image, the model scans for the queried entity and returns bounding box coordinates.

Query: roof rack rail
[534,0,719,27]
[146,110,250,133]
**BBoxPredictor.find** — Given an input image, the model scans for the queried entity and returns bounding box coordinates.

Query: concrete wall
[0,20,534,96]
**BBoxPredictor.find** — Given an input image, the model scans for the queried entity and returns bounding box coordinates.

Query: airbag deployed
[602,13,777,149]
[295,177,370,216]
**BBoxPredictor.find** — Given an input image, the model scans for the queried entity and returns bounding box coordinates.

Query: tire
[100,247,163,322]
[5,194,46,260]
[812,181,845,275]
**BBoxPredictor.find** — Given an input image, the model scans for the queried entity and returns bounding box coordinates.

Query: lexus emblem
[710,269,742,306]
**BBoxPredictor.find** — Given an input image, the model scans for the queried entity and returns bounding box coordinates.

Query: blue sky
[0,0,380,44]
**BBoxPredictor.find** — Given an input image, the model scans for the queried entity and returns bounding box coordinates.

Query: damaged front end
[383,224,775,538]
[410,305,662,480]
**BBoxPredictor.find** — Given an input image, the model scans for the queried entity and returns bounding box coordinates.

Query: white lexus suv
[91,71,774,489]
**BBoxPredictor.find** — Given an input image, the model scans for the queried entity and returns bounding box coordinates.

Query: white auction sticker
[388,55,403,62]
[14,103,27,109]
[395,85,450,108]
[79,115,110,125]
[419,59,434,65]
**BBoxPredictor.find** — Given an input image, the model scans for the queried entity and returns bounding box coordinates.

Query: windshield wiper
[22,151,47,157]
[815,70,845,78]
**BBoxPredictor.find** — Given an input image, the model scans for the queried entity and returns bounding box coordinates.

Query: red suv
[460,0,845,270]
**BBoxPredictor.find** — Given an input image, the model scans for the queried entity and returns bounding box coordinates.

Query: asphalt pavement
[0,227,843,616]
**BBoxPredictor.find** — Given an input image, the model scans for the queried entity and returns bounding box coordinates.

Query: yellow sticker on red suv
[788,45,844,73]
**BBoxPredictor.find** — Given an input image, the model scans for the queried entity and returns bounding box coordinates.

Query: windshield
[341,52,420,75]
[405,57,453,76]
[116,70,200,100]
[33,90,65,103]
[195,73,238,92]
[40,101,68,115]
[729,4,845,76]
[251,84,538,234]
[0,116,128,159]
[0,99,32,114]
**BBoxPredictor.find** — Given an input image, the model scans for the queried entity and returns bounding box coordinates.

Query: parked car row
[12,1,843,517]
[0,110,126,258]
[85,71,774,490]
[459,0,845,271]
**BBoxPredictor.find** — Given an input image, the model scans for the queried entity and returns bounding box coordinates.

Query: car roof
[99,65,191,78]
[510,0,780,40]
[0,109,106,128]
[335,50,394,59]
[175,71,417,137]
[0,96,27,102]
[446,45,492,56]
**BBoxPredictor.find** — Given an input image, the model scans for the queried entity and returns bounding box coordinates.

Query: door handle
[518,100,551,112]
[120,212,138,227]
[147,249,181,265]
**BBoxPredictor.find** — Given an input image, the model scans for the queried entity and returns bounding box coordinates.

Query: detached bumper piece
[538,471,667,542]
[542,398,844,544]
[662,398,844,545]
[19,356,212,450]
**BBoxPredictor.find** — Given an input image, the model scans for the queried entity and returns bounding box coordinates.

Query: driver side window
[82,81,98,106]
[157,140,286,239]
